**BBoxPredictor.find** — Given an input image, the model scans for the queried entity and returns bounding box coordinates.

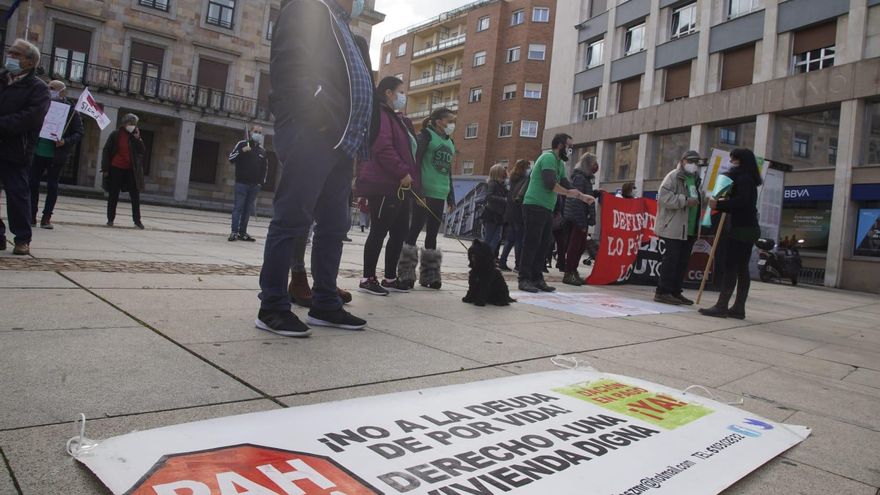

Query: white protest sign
[511,292,690,318]
[39,101,71,141]
[75,87,111,130]
[74,370,809,495]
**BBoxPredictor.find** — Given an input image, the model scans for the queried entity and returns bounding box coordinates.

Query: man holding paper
[29,81,84,229]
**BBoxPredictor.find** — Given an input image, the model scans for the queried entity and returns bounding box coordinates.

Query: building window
[462,160,475,175]
[664,63,691,101]
[794,47,835,73]
[499,121,513,138]
[465,123,479,139]
[266,6,279,41]
[586,39,604,69]
[502,84,517,100]
[473,50,487,66]
[728,0,761,19]
[617,76,641,113]
[468,87,483,103]
[590,0,608,17]
[605,139,639,182]
[720,44,755,90]
[139,0,169,11]
[511,9,525,26]
[129,42,164,97]
[528,44,546,60]
[793,132,811,158]
[397,42,407,56]
[532,7,550,22]
[52,24,91,83]
[477,16,490,31]
[828,137,838,166]
[385,52,391,65]
[719,126,738,145]
[581,91,599,121]
[652,131,691,178]
[865,102,880,166]
[624,23,645,56]
[520,120,539,138]
[524,83,543,99]
[671,3,697,39]
[206,0,236,29]
[506,46,521,63]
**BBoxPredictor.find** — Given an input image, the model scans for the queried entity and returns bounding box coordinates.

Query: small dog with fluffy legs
[463,239,515,306]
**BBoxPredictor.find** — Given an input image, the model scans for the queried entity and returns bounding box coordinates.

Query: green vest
[523,151,566,211]
[420,128,455,200]
[35,138,55,158]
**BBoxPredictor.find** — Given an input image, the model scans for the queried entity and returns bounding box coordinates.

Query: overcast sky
[369,0,475,69]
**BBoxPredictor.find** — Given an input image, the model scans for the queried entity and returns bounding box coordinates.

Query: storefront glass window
[709,121,755,153]
[854,205,880,257]
[604,139,638,182]
[864,101,880,166]
[779,203,832,252]
[651,131,690,179]
[774,106,840,169]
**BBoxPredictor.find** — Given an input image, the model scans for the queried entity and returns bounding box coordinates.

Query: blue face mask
[4,57,22,74]
[351,0,365,18]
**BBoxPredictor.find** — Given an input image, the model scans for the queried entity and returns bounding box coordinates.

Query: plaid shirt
[325,0,373,161]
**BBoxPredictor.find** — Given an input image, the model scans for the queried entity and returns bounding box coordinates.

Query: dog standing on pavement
[463,239,515,307]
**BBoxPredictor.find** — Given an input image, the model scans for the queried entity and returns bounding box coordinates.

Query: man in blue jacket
[0,39,50,255]
[257,0,373,337]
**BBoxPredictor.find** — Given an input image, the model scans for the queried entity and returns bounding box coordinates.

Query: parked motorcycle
[756,238,803,286]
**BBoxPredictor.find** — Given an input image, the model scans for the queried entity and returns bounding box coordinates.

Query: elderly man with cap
[101,113,146,229]
[0,39,50,255]
[654,150,705,305]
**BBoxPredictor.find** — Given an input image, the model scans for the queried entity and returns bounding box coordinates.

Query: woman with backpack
[398,107,457,290]
[355,76,419,296]
[498,160,529,271]
[562,153,599,285]
[481,163,508,253]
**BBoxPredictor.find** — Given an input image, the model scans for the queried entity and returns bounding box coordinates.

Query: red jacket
[355,104,419,197]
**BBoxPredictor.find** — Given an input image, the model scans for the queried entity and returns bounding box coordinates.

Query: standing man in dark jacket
[30,80,84,230]
[228,125,268,242]
[258,0,373,337]
[0,39,51,255]
[102,113,146,229]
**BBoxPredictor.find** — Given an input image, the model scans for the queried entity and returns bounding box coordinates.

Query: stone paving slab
[0,400,280,495]
[0,289,135,331]
[805,343,880,371]
[722,457,877,494]
[0,271,75,289]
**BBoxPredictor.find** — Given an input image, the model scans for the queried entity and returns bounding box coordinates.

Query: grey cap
[681,150,703,162]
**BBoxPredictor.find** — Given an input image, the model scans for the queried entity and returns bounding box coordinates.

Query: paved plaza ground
[1,196,878,494]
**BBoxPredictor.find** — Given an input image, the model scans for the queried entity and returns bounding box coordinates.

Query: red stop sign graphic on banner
[127,444,382,495]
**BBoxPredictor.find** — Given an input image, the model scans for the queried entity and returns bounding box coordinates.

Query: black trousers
[406,196,444,250]
[363,194,411,279]
[519,204,554,282]
[0,162,32,245]
[657,236,695,295]
[722,237,753,306]
[30,155,64,221]
[106,167,141,223]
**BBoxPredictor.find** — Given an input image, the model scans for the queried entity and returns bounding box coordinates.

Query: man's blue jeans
[259,122,352,312]
[231,182,261,234]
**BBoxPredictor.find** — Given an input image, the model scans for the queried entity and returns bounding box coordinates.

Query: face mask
[4,57,21,74]
[559,147,570,162]
[444,123,455,135]
[125,125,136,133]
[684,162,699,175]
[50,90,62,99]
[393,92,407,111]
[252,133,264,145]
[351,0,365,18]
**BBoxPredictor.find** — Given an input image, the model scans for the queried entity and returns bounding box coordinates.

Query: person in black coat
[0,39,51,255]
[29,80,84,230]
[561,153,598,285]
[700,148,763,320]
[227,125,268,242]
[481,163,509,253]
[102,114,147,229]
[498,159,530,271]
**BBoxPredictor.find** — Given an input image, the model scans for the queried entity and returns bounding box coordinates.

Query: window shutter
[720,44,755,90]
[664,63,691,101]
[130,42,164,65]
[618,77,641,113]
[53,24,92,53]
[792,21,836,55]
[197,58,229,91]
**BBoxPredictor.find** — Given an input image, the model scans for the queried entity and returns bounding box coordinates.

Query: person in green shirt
[654,150,705,306]
[518,133,596,293]
[398,107,457,290]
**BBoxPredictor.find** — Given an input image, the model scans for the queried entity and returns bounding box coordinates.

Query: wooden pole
[696,212,727,305]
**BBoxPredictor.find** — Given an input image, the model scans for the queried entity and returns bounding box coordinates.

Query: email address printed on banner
[613,459,697,495]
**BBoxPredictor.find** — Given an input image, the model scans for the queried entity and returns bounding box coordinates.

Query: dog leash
[398,185,469,251]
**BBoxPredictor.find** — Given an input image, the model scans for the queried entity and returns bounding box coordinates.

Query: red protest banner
[586,195,657,285]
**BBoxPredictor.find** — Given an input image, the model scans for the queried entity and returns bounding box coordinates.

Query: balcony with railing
[408,99,459,119]
[412,34,467,59]
[37,52,269,122]
[409,69,463,90]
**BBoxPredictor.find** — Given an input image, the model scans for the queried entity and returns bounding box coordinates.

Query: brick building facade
[379,0,557,177]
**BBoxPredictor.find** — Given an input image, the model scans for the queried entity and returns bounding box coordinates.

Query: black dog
[463,239,515,307]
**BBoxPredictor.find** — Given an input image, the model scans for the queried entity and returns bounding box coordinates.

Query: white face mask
[251,133,264,145]
[4,57,22,74]
[444,123,455,135]
[684,162,699,175]
[393,92,407,111]
[125,125,136,133]
[50,90,62,99]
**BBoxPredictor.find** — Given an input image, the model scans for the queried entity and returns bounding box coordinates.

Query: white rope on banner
[66,413,100,458]
[682,385,745,406]
[550,355,596,371]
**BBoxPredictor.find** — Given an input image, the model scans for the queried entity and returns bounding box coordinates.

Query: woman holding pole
[699,148,762,319]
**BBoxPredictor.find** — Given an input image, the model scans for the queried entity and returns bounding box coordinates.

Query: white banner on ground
[39,101,71,140]
[511,291,691,318]
[75,87,112,130]
[74,370,809,495]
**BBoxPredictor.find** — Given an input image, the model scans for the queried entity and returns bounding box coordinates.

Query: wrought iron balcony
[409,69,463,89]
[412,34,467,59]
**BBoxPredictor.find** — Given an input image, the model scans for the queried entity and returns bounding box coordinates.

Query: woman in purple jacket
[356,77,419,296]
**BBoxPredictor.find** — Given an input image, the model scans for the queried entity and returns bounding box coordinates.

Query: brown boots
[288,271,352,307]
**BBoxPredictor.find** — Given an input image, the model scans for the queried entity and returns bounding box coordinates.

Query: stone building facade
[0,0,383,210]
